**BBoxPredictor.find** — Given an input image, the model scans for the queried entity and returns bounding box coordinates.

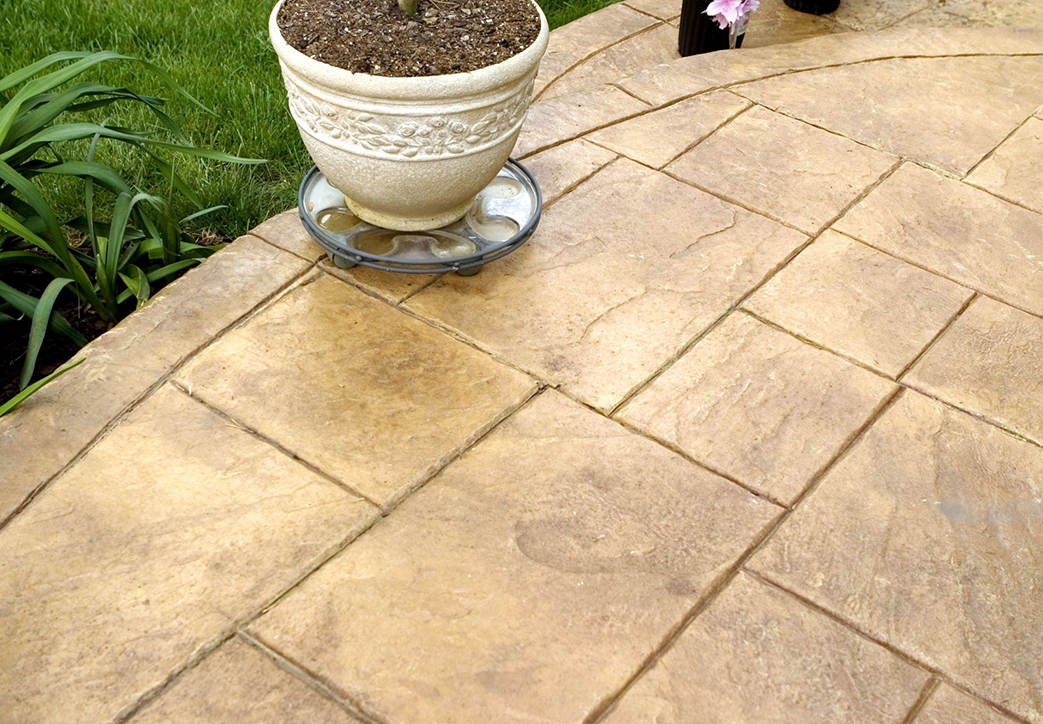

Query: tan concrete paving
[617,312,896,504]
[249,391,781,722]
[665,103,898,233]
[0,385,378,722]
[733,55,1043,176]
[834,162,1043,316]
[905,296,1043,444]
[176,274,537,509]
[2,7,1042,724]
[132,638,360,723]
[749,392,1043,723]
[587,89,750,168]
[917,684,1019,724]
[0,236,312,524]
[519,137,619,204]
[406,158,805,412]
[745,230,974,377]
[965,115,1043,212]
[604,571,929,722]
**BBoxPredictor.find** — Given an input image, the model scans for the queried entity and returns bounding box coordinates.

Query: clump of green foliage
[0,51,261,414]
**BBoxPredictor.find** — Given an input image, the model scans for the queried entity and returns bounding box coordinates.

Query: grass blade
[179,205,226,225]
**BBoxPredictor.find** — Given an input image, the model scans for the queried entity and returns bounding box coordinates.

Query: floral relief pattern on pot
[284,81,534,158]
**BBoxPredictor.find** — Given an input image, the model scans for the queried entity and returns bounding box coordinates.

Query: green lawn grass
[0,0,621,238]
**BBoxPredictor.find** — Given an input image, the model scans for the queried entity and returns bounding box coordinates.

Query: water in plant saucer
[482,177,524,199]
[350,229,477,259]
[467,212,519,242]
[466,176,523,241]
[316,207,361,232]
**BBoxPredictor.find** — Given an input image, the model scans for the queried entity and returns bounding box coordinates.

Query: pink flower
[705,0,759,29]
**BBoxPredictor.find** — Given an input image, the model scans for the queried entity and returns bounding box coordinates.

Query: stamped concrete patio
[3,1,1043,722]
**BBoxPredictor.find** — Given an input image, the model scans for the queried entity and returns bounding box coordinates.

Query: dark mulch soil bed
[1,232,225,403]
[0,295,107,403]
[278,0,540,76]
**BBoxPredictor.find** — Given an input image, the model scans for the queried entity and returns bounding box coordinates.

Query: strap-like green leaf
[118,264,150,308]
[20,276,76,389]
[0,358,85,417]
[103,191,158,284]
[6,83,120,144]
[0,205,58,257]
[35,160,134,195]
[0,279,87,346]
[0,51,129,141]
[0,123,150,162]
[0,207,104,317]
[145,140,265,165]
[0,158,63,243]
[0,52,96,93]
[0,250,66,277]
[148,258,199,281]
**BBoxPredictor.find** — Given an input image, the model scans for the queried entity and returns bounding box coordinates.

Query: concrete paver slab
[835,163,1043,316]
[177,274,536,508]
[966,116,1043,212]
[750,391,1043,723]
[618,313,896,504]
[830,0,930,30]
[250,210,436,302]
[618,28,1043,107]
[667,104,897,233]
[522,138,619,205]
[0,385,377,722]
[742,0,841,47]
[745,230,973,377]
[623,0,679,20]
[534,3,656,96]
[916,684,1017,724]
[935,0,1043,26]
[736,56,1043,175]
[588,89,750,168]
[249,391,781,723]
[516,85,650,156]
[407,158,806,412]
[604,572,928,723]
[320,260,437,304]
[1,236,310,524]
[133,638,358,723]
[541,24,679,100]
[905,296,1043,444]
[249,209,326,262]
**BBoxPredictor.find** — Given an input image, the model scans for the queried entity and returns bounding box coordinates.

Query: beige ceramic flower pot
[269,0,549,231]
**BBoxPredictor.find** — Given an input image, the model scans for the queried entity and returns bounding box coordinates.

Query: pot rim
[269,0,549,101]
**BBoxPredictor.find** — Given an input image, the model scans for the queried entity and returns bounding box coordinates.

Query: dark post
[677,0,744,56]
[783,0,840,14]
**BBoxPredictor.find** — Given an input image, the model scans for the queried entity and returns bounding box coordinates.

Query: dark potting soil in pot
[277,0,541,76]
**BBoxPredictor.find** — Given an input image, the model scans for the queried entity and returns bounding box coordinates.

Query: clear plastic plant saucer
[297,159,542,276]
